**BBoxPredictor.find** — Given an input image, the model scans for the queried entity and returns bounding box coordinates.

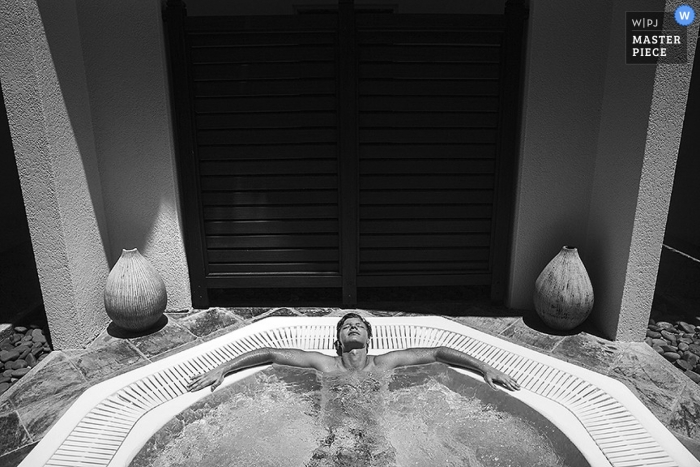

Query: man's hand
[483,368,520,391]
[188,369,225,392]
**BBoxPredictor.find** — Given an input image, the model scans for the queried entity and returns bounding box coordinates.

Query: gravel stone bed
[645,317,700,385]
[0,325,52,395]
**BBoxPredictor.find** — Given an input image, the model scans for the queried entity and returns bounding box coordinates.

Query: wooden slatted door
[167,12,343,305]
[357,14,503,288]
[165,1,526,307]
[197,17,341,289]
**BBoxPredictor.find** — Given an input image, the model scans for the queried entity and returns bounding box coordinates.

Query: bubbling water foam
[385,375,563,466]
[131,365,567,467]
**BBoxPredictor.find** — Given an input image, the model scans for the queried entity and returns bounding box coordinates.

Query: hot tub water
[131,364,587,467]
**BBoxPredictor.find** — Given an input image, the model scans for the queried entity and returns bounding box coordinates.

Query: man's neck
[341,348,368,371]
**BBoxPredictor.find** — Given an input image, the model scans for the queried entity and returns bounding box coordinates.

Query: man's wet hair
[334,312,372,355]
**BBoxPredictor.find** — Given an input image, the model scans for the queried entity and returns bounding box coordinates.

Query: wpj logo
[626,10,689,64]
[675,5,695,26]
[630,17,662,28]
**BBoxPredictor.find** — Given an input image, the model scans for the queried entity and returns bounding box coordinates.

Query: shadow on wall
[37,0,182,266]
[0,85,44,325]
[35,0,112,262]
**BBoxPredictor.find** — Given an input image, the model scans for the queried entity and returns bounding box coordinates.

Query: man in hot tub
[188,312,519,393]
[188,312,519,466]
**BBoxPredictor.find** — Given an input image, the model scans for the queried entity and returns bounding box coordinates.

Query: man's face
[338,317,369,350]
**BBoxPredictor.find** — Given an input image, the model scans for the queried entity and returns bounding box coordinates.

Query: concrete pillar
[0,0,111,348]
[602,0,699,340]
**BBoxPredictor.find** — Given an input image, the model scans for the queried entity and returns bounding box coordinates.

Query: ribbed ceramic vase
[104,248,167,332]
[534,246,594,331]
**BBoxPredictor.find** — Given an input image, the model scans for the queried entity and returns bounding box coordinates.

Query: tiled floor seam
[7,408,33,450]
[496,320,561,357]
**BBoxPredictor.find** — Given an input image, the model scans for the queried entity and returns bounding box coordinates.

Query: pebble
[13,359,28,370]
[32,330,46,344]
[663,352,681,361]
[687,370,700,384]
[679,321,696,333]
[11,368,30,378]
[661,330,677,342]
[26,353,37,367]
[0,382,10,395]
[0,349,20,363]
[647,330,662,339]
[677,359,692,371]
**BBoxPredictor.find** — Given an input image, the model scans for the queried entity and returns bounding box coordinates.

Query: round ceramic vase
[104,248,167,331]
[534,246,594,331]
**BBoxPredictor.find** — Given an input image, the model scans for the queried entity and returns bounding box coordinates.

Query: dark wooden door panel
[164,1,527,306]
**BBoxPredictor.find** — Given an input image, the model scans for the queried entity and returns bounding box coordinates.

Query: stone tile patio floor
[1,301,700,466]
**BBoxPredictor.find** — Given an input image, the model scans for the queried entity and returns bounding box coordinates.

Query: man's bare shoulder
[270,348,338,372]
[306,351,339,372]
[372,348,438,370]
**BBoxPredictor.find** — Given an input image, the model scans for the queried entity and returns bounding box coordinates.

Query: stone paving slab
[69,340,148,384]
[174,307,242,337]
[0,411,31,458]
[500,318,564,351]
[553,333,622,373]
[126,320,197,359]
[5,353,85,409]
[16,381,89,441]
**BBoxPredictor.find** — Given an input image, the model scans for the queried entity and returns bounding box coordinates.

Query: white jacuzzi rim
[19,315,699,467]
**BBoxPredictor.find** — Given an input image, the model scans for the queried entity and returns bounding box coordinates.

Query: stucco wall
[614,0,699,340]
[511,0,699,340]
[584,0,664,341]
[508,0,613,308]
[4,0,697,345]
[0,0,111,348]
[1,0,191,348]
[73,0,191,313]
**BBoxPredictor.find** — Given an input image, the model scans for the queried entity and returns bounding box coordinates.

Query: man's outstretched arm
[375,346,520,391]
[187,348,335,392]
